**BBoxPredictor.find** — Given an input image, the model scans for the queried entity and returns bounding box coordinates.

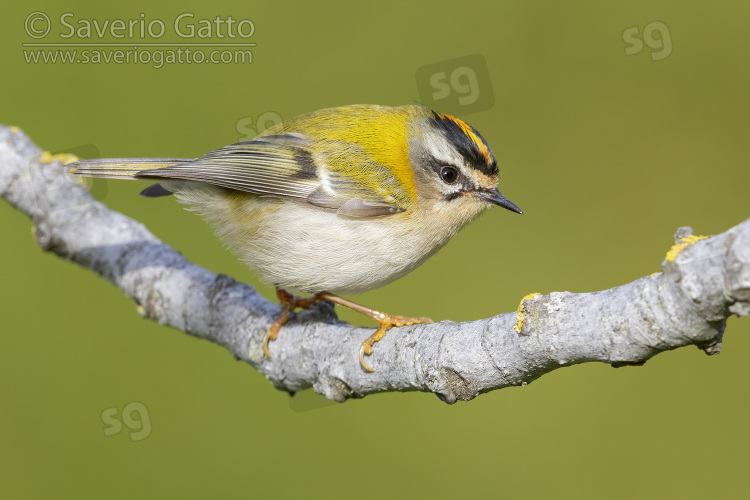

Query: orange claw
[349,311,432,372]
[359,323,388,372]
[263,288,324,358]
[262,310,288,358]
[317,291,432,371]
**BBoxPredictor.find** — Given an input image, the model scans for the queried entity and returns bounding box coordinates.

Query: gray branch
[2,125,748,403]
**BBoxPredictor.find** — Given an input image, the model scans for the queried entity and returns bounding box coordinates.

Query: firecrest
[69,104,522,371]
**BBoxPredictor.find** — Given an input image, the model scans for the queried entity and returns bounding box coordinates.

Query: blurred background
[2,1,748,498]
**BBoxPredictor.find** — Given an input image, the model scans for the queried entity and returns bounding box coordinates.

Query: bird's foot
[264,290,432,371]
[263,288,324,358]
[315,292,432,372]
[358,313,433,372]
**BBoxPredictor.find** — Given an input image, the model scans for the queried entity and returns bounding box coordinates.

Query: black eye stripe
[427,158,479,198]
[429,111,498,177]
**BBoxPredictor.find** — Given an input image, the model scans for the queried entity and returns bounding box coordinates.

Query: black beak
[477,188,523,214]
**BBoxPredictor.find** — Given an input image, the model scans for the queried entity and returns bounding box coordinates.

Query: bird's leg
[263,288,325,358]
[316,292,433,372]
[263,290,432,371]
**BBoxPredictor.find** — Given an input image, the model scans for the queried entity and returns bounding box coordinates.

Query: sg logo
[415,53,494,116]
[101,401,152,442]
[236,111,283,142]
[623,21,673,61]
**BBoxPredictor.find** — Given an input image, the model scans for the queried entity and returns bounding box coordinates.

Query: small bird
[68,104,522,371]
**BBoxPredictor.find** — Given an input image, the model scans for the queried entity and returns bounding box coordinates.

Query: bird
[68,104,522,371]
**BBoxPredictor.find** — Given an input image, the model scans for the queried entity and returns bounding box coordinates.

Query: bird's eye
[440,166,458,184]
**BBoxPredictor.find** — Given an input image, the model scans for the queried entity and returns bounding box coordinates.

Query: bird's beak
[476,188,523,214]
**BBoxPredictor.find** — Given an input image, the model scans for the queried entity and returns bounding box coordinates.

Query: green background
[2,1,749,498]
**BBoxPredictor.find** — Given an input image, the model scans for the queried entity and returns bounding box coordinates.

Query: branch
[2,125,748,403]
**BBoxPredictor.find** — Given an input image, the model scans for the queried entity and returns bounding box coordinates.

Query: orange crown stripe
[444,114,492,165]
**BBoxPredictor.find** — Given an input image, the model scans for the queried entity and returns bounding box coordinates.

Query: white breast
[175,187,487,295]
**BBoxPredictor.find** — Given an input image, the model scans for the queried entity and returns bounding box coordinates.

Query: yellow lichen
[39,151,79,165]
[514,292,541,333]
[10,126,20,133]
[665,235,708,262]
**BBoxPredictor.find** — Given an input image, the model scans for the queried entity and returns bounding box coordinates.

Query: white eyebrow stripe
[423,129,465,166]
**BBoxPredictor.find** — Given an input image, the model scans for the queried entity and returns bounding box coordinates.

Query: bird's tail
[68,158,193,179]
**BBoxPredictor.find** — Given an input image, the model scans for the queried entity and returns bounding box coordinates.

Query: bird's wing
[136,134,408,217]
